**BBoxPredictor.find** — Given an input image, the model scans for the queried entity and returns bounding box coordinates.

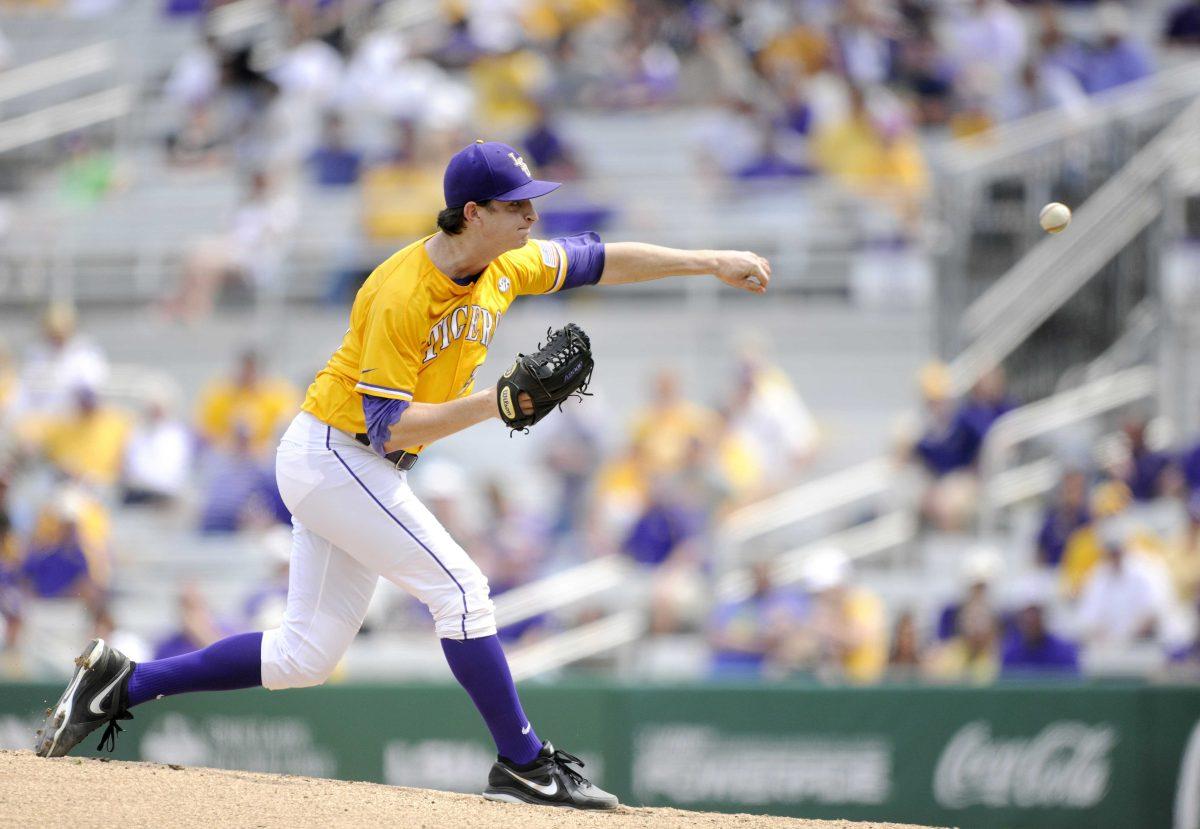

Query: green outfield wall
[1,681,1197,828]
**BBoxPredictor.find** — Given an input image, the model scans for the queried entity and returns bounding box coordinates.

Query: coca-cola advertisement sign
[934,721,1116,810]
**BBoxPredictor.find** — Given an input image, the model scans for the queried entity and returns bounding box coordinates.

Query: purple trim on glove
[363,394,410,456]
[555,232,605,290]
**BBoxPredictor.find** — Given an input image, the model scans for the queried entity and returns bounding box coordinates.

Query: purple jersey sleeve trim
[363,394,410,456]
[554,232,605,291]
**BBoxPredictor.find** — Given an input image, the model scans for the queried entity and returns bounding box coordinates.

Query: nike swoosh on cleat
[500,766,559,797]
[88,664,131,716]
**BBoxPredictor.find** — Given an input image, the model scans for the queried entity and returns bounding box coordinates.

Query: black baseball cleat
[35,638,135,758]
[483,741,619,810]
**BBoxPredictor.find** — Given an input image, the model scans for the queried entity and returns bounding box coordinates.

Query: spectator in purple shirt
[1037,470,1091,567]
[522,105,579,180]
[914,366,1016,479]
[955,367,1019,465]
[623,487,704,568]
[1178,433,1200,495]
[198,426,289,534]
[308,113,362,188]
[1165,0,1200,46]
[707,560,808,678]
[1117,417,1173,501]
[19,491,99,602]
[1168,599,1200,678]
[1001,593,1080,677]
[153,583,231,660]
[736,125,812,180]
[1081,5,1154,95]
[1038,12,1090,85]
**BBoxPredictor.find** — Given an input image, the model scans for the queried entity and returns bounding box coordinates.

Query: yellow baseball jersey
[301,234,570,452]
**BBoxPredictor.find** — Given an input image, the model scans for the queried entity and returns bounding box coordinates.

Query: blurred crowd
[2,304,1199,686]
[0,306,299,672]
[699,357,1200,686]
[3,0,1195,316]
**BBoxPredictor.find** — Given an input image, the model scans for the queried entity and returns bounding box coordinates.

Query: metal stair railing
[491,365,1160,679]
[0,41,116,106]
[718,457,895,548]
[949,99,1200,393]
[976,366,1158,531]
[0,85,133,154]
[507,610,647,682]
[493,555,635,629]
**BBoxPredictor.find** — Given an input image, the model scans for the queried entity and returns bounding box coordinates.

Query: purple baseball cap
[443,140,561,208]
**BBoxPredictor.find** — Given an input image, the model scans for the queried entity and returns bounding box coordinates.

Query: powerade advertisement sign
[0,682,1196,828]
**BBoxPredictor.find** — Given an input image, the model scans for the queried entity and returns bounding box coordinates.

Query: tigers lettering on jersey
[424,305,501,364]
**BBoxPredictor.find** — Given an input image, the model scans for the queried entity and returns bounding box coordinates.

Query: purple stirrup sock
[127,632,263,707]
[441,635,542,765]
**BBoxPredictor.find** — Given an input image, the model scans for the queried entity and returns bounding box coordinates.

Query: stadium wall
[0,681,1197,828]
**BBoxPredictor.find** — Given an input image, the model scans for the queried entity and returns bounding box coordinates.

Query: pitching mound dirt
[0,750,941,829]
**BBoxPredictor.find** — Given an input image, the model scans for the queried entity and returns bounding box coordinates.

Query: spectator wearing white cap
[790,548,887,684]
[121,390,193,507]
[1076,518,1172,646]
[12,305,109,421]
[1081,3,1154,95]
[936,545,1003,641]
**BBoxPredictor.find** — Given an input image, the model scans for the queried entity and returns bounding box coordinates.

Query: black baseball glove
[497,323,594,432]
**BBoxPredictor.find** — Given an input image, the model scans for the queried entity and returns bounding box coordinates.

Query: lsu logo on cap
[507,152,531,178]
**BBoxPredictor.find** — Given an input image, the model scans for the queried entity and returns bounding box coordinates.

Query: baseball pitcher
[35,140,771,809]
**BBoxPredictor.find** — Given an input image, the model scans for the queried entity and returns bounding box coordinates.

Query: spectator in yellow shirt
[1060,480,1132,597]
[469,48,552,134]
[196,350,298,456]
[0,338,15,417]
[361,122,444,243]
[925,602,1000,685]
[629,369,717,475]
[41,387,132,489]
[812,86,928,209]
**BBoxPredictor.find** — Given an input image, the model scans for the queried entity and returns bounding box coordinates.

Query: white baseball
[1039,202,1071,234]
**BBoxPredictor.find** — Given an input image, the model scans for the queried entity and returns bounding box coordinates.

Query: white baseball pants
[261,411,495,690]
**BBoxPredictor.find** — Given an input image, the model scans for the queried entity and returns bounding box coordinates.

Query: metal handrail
[717,509,917,603]
[0,85,133,154]
[0,41,116,105]
[960,99,1199,339]
[718,457,895,547]
[948,100,1200,394]
[976,366,1158,531]
[508,610,647,681]
[493,555,634,628]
